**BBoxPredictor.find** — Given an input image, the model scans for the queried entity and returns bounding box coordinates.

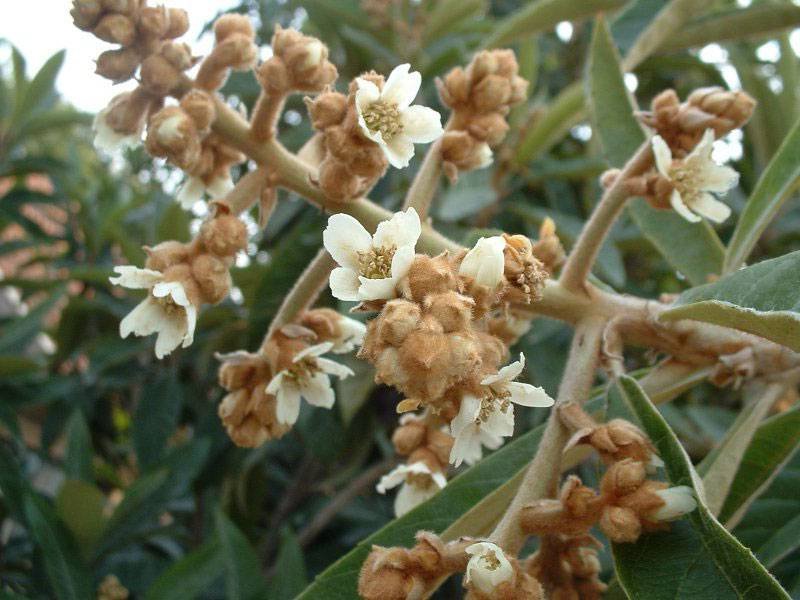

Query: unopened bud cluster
[307,75,390,201]
[195,14,258,91]
[638,87,755,158]
[526,534,606,600]
[437,50,528,180]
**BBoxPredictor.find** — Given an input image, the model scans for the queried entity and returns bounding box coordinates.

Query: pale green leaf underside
[661,250,800,352]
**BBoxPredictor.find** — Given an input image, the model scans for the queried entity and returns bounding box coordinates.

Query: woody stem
[402,136,444,219]
[489,315,606,554]
[261,247,336,347]
[558,142,653,293]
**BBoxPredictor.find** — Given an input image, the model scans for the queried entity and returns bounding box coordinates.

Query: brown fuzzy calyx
[526,534,606,600]
[260,27,338,94]
[195,14,257,91]
[502,234,548,304]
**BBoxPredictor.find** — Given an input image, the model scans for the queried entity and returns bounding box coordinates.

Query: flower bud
[199,213,248,258]
[95,47,140,82]
[164,8,190,39]
[649,486,696,522]
[191,253,231,304]
[472,75,512,113]
[459,236,506,290]
[93,13,136,46]
[306,91,348,129]
[377,300,422,346]
[71,0,102,31]
[180,90,216,132]
[392,420,427,455]
[401,254,458,304]
[600,506,641,543]
[138,5,170,39]
[424,291,473,333]
[101,0,135,13]
[143,240,191,272]
[146,106,200,170]
[602,459,646,496]
[464,542,514,596]
[318,157,361,201]
[214,13,254,42]
[139,54,183,97]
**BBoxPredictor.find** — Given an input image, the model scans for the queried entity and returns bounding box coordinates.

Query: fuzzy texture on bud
[95,47,140,83]
[437,50,528,180]
[526,534,606,600]
[638,87,755,158]
[195,14,258,91]
[501,234,548,304]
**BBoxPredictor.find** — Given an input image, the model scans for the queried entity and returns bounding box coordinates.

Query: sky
[0,0,239,112]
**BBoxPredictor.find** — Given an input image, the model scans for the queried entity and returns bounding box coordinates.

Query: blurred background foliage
[2,0,800,598]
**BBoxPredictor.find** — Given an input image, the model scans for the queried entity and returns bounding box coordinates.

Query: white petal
[109,266,163,289]
[688,192,731,224]
[206,175,234,199]
[376,464,415,493]
[331,317,366,353]
[323,213,373,270]
[382,134,415,169]
[699,164,739,194]
[481,404,514,438]
[329,267,362,301]
[381,64,421,109]
[449,426,483,467]
[355,78,381,112]
[373,208,421,251]
[295,342,335,361]
[300,371,336,409]
[265,371,286,395]
[459,236,506,289]
[478,429,504,451]
[506,381,554,407]
[316,357,354,379]
[177,177,205,209]
[687,128,716,162]
[670,189,701,223]
[465,542,514,594]
[119,297,163,339]
[651,486,697,521]
[182,303,197,348]
[400,105,443,143]
[476,143,493,168]
[154,313,187,359]
[450,395,481,438]
[357,275,398,300]
[389,244,415,282]
[275,383,302,425]
[651,135,673,177]
[394,481,437,517]
[483,353,525,386]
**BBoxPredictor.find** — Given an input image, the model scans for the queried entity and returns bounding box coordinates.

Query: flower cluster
[110,208,247,358]
[251,27,337,140]
[464,541,543,600]
[217,309,364,446]
[308,64,443,201]
[377,414,452,516]
[194,14,258,91]
[437,50,528,180]
[526,534,606,600]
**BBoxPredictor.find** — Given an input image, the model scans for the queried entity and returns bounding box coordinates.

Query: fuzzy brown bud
[143,240,191,272]
[93,13,136,46]
[146,106,200,170]
[180,90,216,133]
[164,8,190,39]
[306,91,348,129]
[95,47,140,83]
[199,213,248,258]
[138,6,170,39]
[599,506,641,543]
[400,254,459,304]
[191,253,231,304]
[71,0,102,31]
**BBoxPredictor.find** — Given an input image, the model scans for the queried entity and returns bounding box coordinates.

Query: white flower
[459,236,506,289]
[651,486,697,521]
[449,354,554,467]
[324,207,421,302]
[176,175,235,210]
[376,462,447,517]
[464,542,514,595]
[265,342,353,426]
[330,315,366,354]
[110,266,197,359]
[355,63,443,168]
[93,105,141,153]
[651,129,739,223]
[476,143,493,168]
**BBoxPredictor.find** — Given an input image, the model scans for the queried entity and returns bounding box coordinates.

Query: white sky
[0,1,239,113]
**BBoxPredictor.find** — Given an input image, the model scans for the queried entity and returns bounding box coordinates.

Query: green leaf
[514,82,584,165]
[724,116,800,272]
[719,405,800,526]
[65,410,93,483]
[436,170,495,222]
[10,50,64,135]
[23,495,93,600]
[698,383,782,516]
[133,370,183,468]
[145,538,224,600]
[586,16,724,286]
[659,5,800,53]
[268,529,308,600]
[423,0,487,43]
[660,250,800,352]
[483,0,628,48]
[215,510,269,600]
[56,479,107,555]
[611,376,789,600]
[0,286,65,354]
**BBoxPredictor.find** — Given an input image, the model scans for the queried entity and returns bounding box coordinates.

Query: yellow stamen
[362,100,403,141]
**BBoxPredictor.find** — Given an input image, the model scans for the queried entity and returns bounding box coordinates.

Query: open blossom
[330,315,367,353]
[464,542,514,595]
[355,63,443,168]
[651,486,697,521]
[459,236,506,289]
[652,129,738,223]
[450,354,554,467]
[177,175,235,209]
[324,207,421,302]
[376,462,447,517]
[110,266,197,359]
[265,342,353,426]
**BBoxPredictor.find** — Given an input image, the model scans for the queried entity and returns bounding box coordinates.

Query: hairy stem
[402,138,443,218]
[250,89,288,141]
[489,316,606,554]
[558,142,653,293]
[221,166,269,215]
[261,247,336,346]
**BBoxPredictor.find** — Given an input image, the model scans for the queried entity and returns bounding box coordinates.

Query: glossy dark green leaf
[611,376,789,600]
[56,479,107,554]
[145,538,224,600]
[268,529,308,600]
[215,510,269,600]
[65,410,93,483]
[133,370,183,468]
